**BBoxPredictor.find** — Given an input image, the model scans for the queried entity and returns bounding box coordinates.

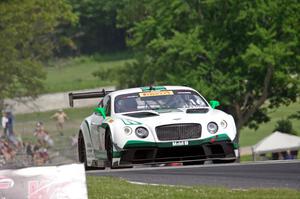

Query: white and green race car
[69,86,239,169]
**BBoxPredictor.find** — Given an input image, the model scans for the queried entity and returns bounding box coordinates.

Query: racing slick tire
[212,159,236,164]
[105,129,114,169]
[183,161,205,166]
[78,132,104,170]
[105,129,133,169]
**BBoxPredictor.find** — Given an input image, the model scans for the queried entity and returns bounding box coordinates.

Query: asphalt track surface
[88,160,300,190]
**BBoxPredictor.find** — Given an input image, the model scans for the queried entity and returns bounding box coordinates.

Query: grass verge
[87,176,300,199]
[240,102,300,146]
[44,52,134,93]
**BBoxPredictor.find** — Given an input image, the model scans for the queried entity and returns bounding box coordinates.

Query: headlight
[135,127,149,138]
[207,122,218,134]
[220,120,227,128]
[123,126,132,135]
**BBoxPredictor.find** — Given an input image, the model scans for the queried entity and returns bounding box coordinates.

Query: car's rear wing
[68,89,114,107]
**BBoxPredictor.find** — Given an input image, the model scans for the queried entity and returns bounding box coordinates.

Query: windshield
[114,90,208,113]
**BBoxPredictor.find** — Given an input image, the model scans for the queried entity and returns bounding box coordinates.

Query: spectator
[0,139,16,162]
[44,131,54,147]
[70,134,78,147]
[2,110,19,147]
[51,109,69,136]
[6,111,14,139]
[34,122,46,146]
[25,142,34,162]
[290,150,298,159]
[32,144,49,165]
[33,122,54,148]
[1,111,8,138]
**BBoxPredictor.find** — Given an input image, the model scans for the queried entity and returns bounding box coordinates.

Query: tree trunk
[0,99,4,112]
[232,66,274,163]
[234,125,241,163]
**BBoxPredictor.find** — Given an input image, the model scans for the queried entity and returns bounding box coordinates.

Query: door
[90,96,111,152]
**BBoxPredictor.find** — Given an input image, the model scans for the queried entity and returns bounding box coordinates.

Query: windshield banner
[0,164,88,199]
[139,90,174,97]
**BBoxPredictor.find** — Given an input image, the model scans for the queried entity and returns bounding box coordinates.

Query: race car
[69,86,239,169]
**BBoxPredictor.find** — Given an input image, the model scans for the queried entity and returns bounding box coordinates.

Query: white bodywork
[78,86,238,168]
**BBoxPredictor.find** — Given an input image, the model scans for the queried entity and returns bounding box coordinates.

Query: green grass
[44,52,134,93]
[86,176,300,199]
[240,155,253,162]
[240,102,300,146]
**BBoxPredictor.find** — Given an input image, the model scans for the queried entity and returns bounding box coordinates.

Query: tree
[65,0,127,54]
[288,111,300,120]
[116,0,300,145]
[0,0,76,108]
[274,119,296,135]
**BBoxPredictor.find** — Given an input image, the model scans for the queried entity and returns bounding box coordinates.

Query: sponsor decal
[139,90,174,97]
[0,164,88,199]
[172,140,189,146]
[27,179,81,199]
[104,117,114,124]
[0,176,14,190]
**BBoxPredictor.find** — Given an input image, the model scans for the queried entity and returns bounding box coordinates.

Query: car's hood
[116,108,226,127]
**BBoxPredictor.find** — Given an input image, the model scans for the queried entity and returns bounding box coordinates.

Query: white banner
[0,164,88,199]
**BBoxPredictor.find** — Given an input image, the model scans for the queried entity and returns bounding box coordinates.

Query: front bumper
[119,136,236,164]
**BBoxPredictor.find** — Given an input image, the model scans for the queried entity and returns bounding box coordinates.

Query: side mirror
[209,100,220,109]
[95,107,106,119]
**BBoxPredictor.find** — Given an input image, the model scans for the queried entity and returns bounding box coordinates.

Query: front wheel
[105,130,114,168]
[78,132,89,169]
[183,161,205,166]
[78,132,104,170]
[212,159,236,164]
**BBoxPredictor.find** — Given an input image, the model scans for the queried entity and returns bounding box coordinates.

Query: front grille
[155,123,201,141]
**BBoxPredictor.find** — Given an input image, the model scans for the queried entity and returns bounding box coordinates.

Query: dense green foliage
[274,119,296,135]
[0,0,76,107]
[63,0,126,55]
[115,0,300,143]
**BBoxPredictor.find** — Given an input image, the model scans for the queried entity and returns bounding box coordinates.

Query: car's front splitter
[119,140,236,165]
[123,133,235,149]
